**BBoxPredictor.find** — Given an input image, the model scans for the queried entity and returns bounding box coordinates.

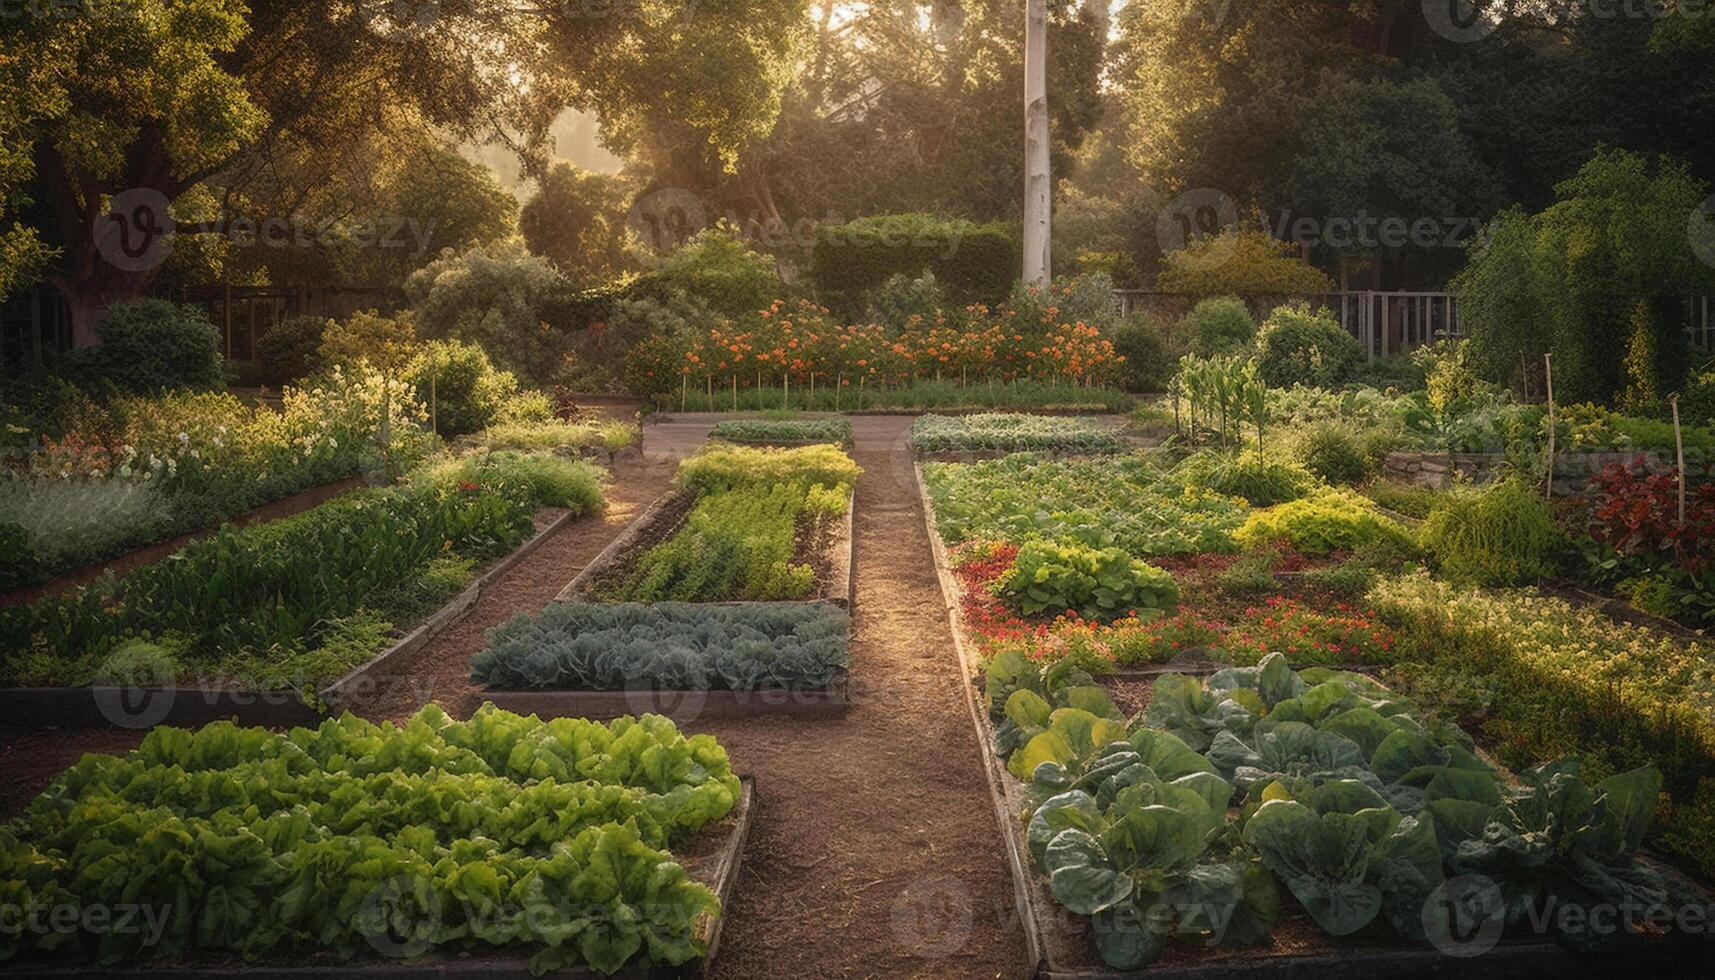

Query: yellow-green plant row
[1368,571,1715,875]
[604,445,859,603]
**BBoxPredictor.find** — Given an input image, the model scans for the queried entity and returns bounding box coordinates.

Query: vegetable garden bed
[0,707,756,979]
[0,502,581,731]
[915,465,1710,978]
[559,485,856,609]
[909,413,1129,456]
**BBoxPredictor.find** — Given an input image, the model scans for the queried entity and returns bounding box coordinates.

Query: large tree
[519,163,635,282]
[2,0,805,346]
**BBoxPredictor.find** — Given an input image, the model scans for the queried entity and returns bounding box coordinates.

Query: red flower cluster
[1224,596,1395,665]
[954,543,1049,646]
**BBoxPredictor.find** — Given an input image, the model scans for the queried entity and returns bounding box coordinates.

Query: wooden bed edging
[0,508,580,730]
[2,778,756,980]
[557,486,857,609]
[318,507,580,709]
[481,673,851,723]
[911,463,1704,980]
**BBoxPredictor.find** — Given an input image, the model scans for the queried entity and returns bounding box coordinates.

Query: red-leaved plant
[1585,457,1715,576]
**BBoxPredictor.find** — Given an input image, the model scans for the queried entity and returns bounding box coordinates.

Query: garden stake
[1544,352,1556,502]
[681,373,687,412]
[1672,393,1686,527]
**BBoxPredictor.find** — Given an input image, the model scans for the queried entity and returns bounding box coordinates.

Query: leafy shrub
[648,225,781,319]
[1173,450,1315,507]
[809,213,1017,313]
[864,271,949,331]
[1418,478,1559,585]
[1157,228,1335,297]
[1253,304,1360,388]
[1183,295,1256,355]
[67,300,224,394]
[1233,490,1409,555]
[404,239,574,386]
[1294,425,1374,485]
[474,601,850,691]
[995,539,1179,621]
[404,339,524,435]
[252,315,328,386]
[711,417,852,444]
[1,704,738,974]
[1364,479,1443,519]
[1111,317,1175,393]
[910,413,1126,453]
[480,418,637,453]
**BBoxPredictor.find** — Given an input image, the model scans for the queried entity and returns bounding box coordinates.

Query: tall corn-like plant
[1176,354,1268,453]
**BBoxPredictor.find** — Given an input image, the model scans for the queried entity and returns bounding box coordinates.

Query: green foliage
[1234,491,1409,555]
[519,162,632,281]
[1183,296,1257,356]
[252,315,328,386]
[1253,304,1359,389]
[995,539,1179,621]
[609,482,832,603]
[1110,317,1174,393]
[473,601,850,691]
[0,479,540,688]
[864,271,949,332]
[405,339,524,436]
[674,443,862,497]
[1455,151,1715,404]
[1172,450,1315,508]
[809,213,1017,313]
[431,451,606,513]
[670,378,1133,413]
[479,419,638,453]
[924,454,1249,557]
[0,705,737,973]
[1418,479,1560,585]
[909,413,1126,453]
[647,225,782,319]
[1159,232,1334,298]
[1175,353,1270,449]
[404,240,575,386]
[1294,425,1374,485]
[0,477,173,585]
[1368,572,1715,877]
[67,300,225,394]
[710,417,853,445]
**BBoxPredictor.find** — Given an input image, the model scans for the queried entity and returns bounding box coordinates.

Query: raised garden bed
[1,718,756,980]
[0,507,579,730]
[914,465,1707,978]
[559,487,856,609]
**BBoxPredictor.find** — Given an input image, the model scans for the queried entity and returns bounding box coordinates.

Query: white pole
[1022,0,1051,287]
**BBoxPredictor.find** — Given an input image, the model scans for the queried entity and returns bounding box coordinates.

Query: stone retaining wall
[1381,449,1684,493]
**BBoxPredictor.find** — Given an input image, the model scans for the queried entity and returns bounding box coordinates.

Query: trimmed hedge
[809,213,1018,313]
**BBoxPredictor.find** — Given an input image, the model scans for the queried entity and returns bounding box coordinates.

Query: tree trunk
[1022,0,1051,287]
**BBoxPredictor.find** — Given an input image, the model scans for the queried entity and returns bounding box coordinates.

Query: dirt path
[692,416,1028,980]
